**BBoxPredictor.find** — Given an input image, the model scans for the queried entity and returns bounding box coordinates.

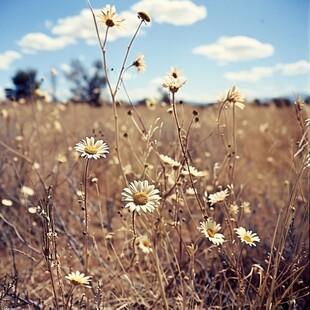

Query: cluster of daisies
[72,4,257,254]
[198,219,260,247]
[74,137,260,248]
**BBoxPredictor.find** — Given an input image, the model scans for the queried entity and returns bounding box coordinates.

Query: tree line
[5,59,106,107]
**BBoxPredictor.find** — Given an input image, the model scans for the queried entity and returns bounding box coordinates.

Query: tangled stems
[170,92,207,218]
[64,284,77,310]
[216,99,239,184]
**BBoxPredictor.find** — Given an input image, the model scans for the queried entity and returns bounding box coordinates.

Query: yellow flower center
[207,229,215,238]
[133,192,148,205]
[85,145,98,155]
[244,235,252,243]
[142,239,152,248]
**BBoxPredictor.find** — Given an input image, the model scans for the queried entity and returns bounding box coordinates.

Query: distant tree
[65,59,106,106]
[8,69,40,100]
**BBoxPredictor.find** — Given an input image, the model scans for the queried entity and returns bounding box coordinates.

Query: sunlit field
[0,4,309,310]
[0,98,308,309]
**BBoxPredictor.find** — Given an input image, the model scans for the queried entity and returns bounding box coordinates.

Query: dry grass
[0,98,308,309]
[0,3,309,309]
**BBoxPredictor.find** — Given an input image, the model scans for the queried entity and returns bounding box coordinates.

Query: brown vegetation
[0,98,308,309]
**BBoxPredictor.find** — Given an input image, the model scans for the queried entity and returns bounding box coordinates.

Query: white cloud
[52,8,142,44]
[224,66,274,82]
[131,0,207,26]
[224,60,309,83]
[18,33,76,52]
[0,50,22,70]
[52,9,95,41]
[275,60,309,75]
[193,36,274,64]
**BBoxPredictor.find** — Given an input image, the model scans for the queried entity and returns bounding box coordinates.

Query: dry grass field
[0,98,309,309]
[0,4,309,309]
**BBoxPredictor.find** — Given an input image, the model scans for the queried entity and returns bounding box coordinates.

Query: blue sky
[0,0,309,103]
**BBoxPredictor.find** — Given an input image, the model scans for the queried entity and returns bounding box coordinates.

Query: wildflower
[138,236,153,254]
[229,204,239,215]
[186,187,197,196]
[98,4,124,28]
[28,206,37,214]
[132,54,146,73]
[226,86,245,110]
[21,186,34,197]
[170,67,183,79]
[180,165,205,177]
[208,189,229,206]
[32,162,40,170]
[235,227,260,246]
[65,271,91,287]
[50,68,58,76]
[146,98,157,110]
[74,137,109,160]
[121,180,161,213]
[1,109,8,119]
[162,67,186,93]
[240,201,251,214]
[1,199,13,207]
[198,218,225,245]
[57,154,67,163]
[138,11,151,23]
[159,154,181,169]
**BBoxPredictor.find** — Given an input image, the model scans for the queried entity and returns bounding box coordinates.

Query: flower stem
[84,158,90,274]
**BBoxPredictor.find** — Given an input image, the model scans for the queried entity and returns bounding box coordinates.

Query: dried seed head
[138,11,151,23]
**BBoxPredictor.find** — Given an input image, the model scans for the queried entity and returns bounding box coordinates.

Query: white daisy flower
[162,67,186,93]
[65,271,91,287]
[198,218,225,245]
[98,4,124,28]
[229,204,239,215]
[121,180,161,213]
[226,85,245,110]
[208,189,229,206]
[138,236,153,254]
[240,201,251,214]
[21,186,34,197]
[74,137,109,160]
[235,227,260,247]
[180,165,205,177]
[1,199,13,207]
[159,154,181,169]
[132,54,146,73]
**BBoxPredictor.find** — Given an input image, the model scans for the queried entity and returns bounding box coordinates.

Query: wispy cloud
[18,33,76,53]
[224,60,309,83]
[0,50,22,70]
[224,66,274,82]
[275,60,309,76]
[193,36,274,64]
[131,0,207,26]
[16,1,206,56]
